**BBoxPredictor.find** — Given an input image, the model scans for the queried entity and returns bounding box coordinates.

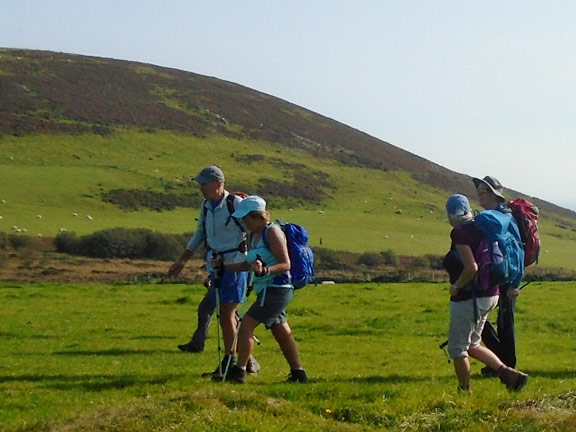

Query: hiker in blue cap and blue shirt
[473,175,521,377]
[442,194,528,392]
[168,165,259,376]
[211,195,308,384]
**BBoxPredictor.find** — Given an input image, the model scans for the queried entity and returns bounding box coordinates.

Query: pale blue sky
[2,1,575,211]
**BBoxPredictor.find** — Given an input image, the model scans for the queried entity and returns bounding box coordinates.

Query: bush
[8,234,40,250]
[312,247,348,270]
[144,232,186,261]
[78,228,149,258]
[55,231,79,254]
[357,252,384,267]
[380,249,399,266]
[0,233,8,250]
[56,228,189,260]
[424,254,445,270]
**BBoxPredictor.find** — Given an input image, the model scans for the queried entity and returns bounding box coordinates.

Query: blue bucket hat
[232,195,267,218]
[446,194,471,218]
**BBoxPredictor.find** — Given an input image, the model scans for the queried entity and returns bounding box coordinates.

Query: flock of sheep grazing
[3,210,94,236]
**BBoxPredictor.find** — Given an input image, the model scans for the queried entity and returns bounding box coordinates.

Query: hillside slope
[1,48,575,270]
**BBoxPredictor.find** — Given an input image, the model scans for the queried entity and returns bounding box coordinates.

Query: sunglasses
[477,185,490,196]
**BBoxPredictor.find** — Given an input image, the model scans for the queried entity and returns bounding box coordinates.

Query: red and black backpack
[508,198,541,267]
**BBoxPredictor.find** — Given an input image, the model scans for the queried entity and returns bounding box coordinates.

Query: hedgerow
[55,228,189,260]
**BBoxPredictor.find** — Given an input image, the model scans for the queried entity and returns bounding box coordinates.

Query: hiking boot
[177,341,203,353]
[287,369,308,383]
[480,366,499,378]
[499,367,529,391]
[247,355,261,374]
[217,365,246,384]
[202,355,236,378]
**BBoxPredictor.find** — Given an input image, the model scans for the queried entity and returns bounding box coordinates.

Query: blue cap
[194,165,225,184]
[232,195,267,218]
[446,194,470,218]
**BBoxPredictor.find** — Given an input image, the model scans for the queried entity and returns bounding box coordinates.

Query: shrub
[78,228,149,258]
[0,233,8,250]
[144,232,186,261]
[424,254,445,270]
[56,228,189,260]
[380,249,399,266]
[55,231,79,254]
[8,234,40,250]
[357,252,384,267]
[312,247,347,270]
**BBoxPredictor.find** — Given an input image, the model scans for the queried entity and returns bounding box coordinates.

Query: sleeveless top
[246,222,292,294]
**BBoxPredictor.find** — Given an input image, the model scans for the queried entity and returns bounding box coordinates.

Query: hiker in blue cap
[212,195,307,384]
[442,194,528,392]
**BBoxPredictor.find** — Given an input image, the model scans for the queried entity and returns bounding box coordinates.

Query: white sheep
[59,228,67,232]
[36,215,42,219]
[72,213,78,217]
[86,215,93,220]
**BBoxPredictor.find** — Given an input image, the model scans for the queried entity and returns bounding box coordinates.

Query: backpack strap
[225,194,245,232]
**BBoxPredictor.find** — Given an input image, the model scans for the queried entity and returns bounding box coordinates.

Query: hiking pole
[212,252,223,377]
[222,267,255,381]
[519,281,532,291]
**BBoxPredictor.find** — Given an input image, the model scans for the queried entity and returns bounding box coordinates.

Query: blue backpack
[263,220,315,289]
[474,209,525,288]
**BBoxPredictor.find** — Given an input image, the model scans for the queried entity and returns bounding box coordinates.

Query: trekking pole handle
[254,254,267,277]
[211,252,224,279]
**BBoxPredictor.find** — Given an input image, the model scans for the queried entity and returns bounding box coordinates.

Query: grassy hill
[1,48,576,271]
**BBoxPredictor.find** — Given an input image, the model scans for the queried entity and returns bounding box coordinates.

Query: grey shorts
[448,296,498,359]
[246,287,293,329]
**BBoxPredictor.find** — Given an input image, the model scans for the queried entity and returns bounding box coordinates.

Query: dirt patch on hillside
[0,250,206,284]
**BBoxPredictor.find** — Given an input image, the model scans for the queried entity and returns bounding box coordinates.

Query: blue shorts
[209,270,248,306]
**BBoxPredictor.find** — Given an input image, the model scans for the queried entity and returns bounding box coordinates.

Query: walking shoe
[287,369,308,383]
[202,355,236,378]
[177,341,203,353]
[246,355,261,374]
[480,366,499,378]
[218,365,246,384]
[499,367,529,391]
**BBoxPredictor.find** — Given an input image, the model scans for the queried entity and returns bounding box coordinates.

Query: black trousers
[481,286,517,367]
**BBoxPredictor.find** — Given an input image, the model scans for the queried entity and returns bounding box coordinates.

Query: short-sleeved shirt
[443,222,499,302]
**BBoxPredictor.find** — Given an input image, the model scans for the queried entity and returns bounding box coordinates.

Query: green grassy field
[2,131,576,269]
[1,281,575,431]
